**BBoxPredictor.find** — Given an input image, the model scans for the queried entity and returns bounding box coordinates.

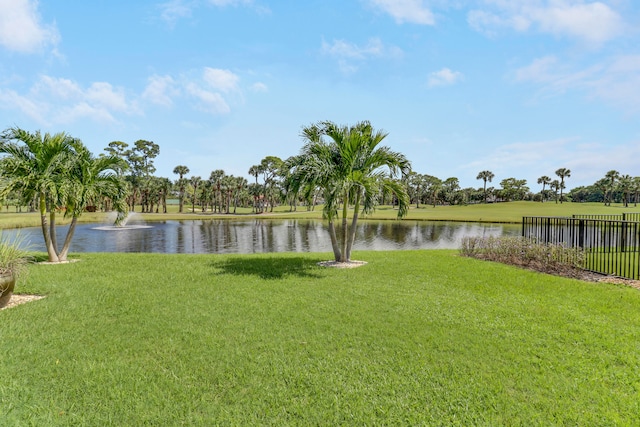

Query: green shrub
[460,236,586,275]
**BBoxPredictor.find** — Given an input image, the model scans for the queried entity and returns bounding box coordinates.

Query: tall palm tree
[618,175,633,207]
[157,177,172,213]
[190,175,201,213]
[604,170,620,205]
[537,175,551,202]
[554,168,571,203]
[0,128,78,262]
[291,120,410,263]
[173,165,189,213]
[247,165,262,213]
[58,145,128,260]
[633,177,640,207]
[233,176,247,213]
[549,180,560,203]
[209,169,225,213]
[476,170,494,203]
[0,127,127,262]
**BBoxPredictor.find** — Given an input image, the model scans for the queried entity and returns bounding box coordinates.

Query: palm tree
[549,180,560,203]
[0,128,79,262]
[604,170,620,205]
[537,175,551,202]
[476,170,494,203]
[209,169,225,213]
[58,145,128,260]
[247,165,262,213]
[173,165,189,213]
[554,168,571,203]
[633,177,640,207]
[190,176,201,213]
[618,175,633,207]
[291,120,410,263]
[233,176,247,213]
[157,177,172,213]
[0,127,127,262]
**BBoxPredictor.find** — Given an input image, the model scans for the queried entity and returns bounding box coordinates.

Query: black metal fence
[572,213,640,222]
[522,216,640,280]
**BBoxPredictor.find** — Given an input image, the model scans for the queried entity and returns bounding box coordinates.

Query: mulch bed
[0,294,45,310]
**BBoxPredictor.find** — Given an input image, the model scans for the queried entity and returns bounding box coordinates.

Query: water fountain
[93,212,153,231]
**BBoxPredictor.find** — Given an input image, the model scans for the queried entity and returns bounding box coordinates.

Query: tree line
[2,124,640,263]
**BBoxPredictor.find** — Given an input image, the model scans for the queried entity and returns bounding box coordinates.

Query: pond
[5,219,520,254]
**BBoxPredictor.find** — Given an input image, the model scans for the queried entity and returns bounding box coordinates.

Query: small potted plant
[0,234,30,308]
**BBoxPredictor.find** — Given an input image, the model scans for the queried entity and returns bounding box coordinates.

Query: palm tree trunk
[327,220,341,262]
[340,191,349,262]
[58,216,78,261]
[39,194,59,262]
[49,210,59,257]
[345,192,361,261]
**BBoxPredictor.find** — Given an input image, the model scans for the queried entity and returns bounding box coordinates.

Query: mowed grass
[2,251,640,425]
[1,201,637,229]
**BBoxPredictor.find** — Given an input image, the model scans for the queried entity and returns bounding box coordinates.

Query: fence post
[578,219,584,248]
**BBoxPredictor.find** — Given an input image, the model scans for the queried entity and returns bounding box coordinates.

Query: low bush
[460,236,586,277]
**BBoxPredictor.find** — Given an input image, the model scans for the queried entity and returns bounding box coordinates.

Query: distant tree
[476,170,494,203]
[157,177,172,213]
[260,156,283,212]
[407,172,428,208]
[442,177,461,205]
[554,168,571,203]
[209,169,225,213]
[537,175,551,202]
[190,176,201,212]
[247,165,262,213]
[424,175,442,207]
[549,180,560,203]
[633,177,640,207]
[618,175,633,207]
[173,165,190,213]
[499,178,529,202]
[604,170,620,205]
[233,176,248,213]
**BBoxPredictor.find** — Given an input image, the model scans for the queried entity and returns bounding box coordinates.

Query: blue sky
[1,0,639,191]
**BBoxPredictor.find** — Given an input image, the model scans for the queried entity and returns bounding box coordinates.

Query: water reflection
[5,219,520,254]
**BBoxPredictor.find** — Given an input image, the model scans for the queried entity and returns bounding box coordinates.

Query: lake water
[5,219,520,254]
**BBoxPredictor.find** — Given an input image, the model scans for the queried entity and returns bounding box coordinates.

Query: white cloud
[251,82,268,92]
[185,83,231,114]
[142,75,179,107]
[428,68,464,87]
[514,54,640,113]
[159,0,268,25]
[0,0,60,53]
[468,1,625,45]
[203,68,239,92]
[368,0,435,25]
[158,0,193,26]
[0,75,139,125]
[464,137,640,187]
[208,0,252,5]
[0,88,48,123]
[322,37,402,74]
[142,68,241,115]
[0,68,249,124]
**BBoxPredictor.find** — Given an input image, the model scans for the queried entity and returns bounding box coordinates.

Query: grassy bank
[1,201,637,229]
[2,251,639,425]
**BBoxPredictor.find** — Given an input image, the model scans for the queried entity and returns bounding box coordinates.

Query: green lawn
[1,201,637,229]
[2,251,639,425]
